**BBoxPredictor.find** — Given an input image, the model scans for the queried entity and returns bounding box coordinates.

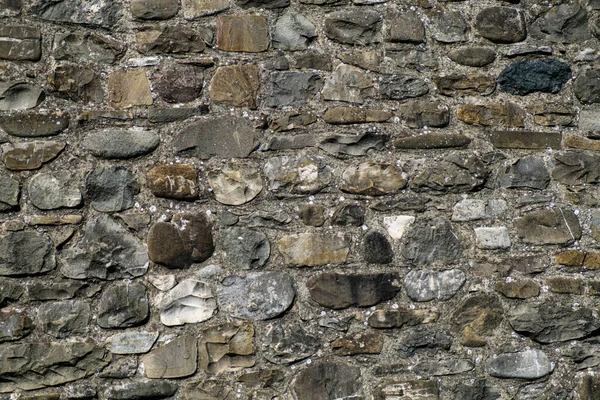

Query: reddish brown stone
[147,164,199,201]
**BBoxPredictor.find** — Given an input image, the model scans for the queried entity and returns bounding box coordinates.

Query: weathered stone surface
[222,227,270,269]
[475,7,526,43]
[98,282,148,328]
[0,176,18,212]
[147,213,214,269]
[387,10,425,43]
[0,231,55,276]
[368,308,437,329]
[207,162,262,205]
[332,332,384,355]
[319,132,387,156]
[27,215,82,227]
[398,100,449,128]
[107,69,153,109]
[154,64,204,104]
[331,203,364,226]
[414,358,474,376]
[395,133,470,149]
[86,166,139,212]
[307,272,400,309]
[487,350,553,380]
[217,15,269,52]
[239,210,292,228]
[324,10,382,45]
[436,74,496,97]
[531,104,575,127]
[199,323,254,373]
[448,47,496,67]
[278,233,350,267]
[363,230,394,264]
[32,0,122,28]
[264,155,332,196]
[497,60,571,95]
[61,215,148,280]
[210,64,259,108]
[141,335,197,378]
[38,300,89,338]
[0,342,109,392]
[380,75,428,100]
[174,117,256,159]
[495,279,540,299]
[131,0,178,19]
[264,71,322,107]
[452,294,503,347]
[273,13,316,51]
[530,3,591,44]
[404,269,466,302]
[574,70,600,104]
[48,64,103,104]
[452,198,505,222]
[0,82,44,111]
[496,156,550,190]
[341,162,406,195]
[401,219,462,265]
[432,9,468,43]
[262,321,318,364]
[0,26,41,61]
[458,103,525,127]
[109,331,158,354]
[515,208,581,245]
[294,51,332,71]
[83,129,159,159]
[237,0,287,7]
[183,0,229,18]
[553,151,600,185]
[0,280,23,305]
[324,107,390,124]
[2,141,65,171]
[160,279,217,326]
[137,26,209,54]
[377,380,438,400]
[218,272,295,320]
[508,300,600,343]
[0,0,21,17]
[103,380,177,400]
[0,112,69,138]
[270,111,317,131]
[28,171,81,210]
[292,362,361,400]
[0,307,33,343]
[147,164,198,201]
[475,227,510,250]
[299,204,325,227]
[546,276,585,294]
[382,215,415,240]
[53,32,125,64]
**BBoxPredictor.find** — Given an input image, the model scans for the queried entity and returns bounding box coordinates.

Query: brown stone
[183,0,229,19]
[217,15,269,52]
[131,0,179,19]
[457,102,525,127]
[530,104,575,126]
[341,162,406,195]
[141,335,197,378]
[210,64,259,109]
[368,308,438,329]
[394,133,471,149]
[451,294,503,347]
[398,100,450,128]
[564,136,600,151]
[147,164,199,201]
[108,69,153,109]
[488,131,562,149]
[556,250,586,266]
[589,280,600,295]
[546,276,585,294]
[435,74,496,96]
[324,107,390,124]
[198,323,255,374]
[495,279,540,299]
[154,64,204,104]
[278,233,350,267]
[387,10,425,43]
[47,64,104,104]
[332,332,383,355]
[2,141,65,171]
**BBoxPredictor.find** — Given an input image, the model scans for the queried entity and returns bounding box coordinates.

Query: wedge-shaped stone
[487,349,553,379]
[2,141,65,171]
[141,335,197,378]
[160,279,217,326]
[198,323,255,373]
[0,231,55,276]
[0,112,69,137]
[404,269,466,302]
[515,208,581,245]
[278,233,350,267]
[82,129,159,159]
[0,26,41,61]
[0,342,109,392]
[0,82,44,111]
[307,272,400,309]
[341,162,406,195]
[61,215,148,280]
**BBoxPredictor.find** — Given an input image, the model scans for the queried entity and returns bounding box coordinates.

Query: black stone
[497,60,572,96]
[401,219,463,266]
[97,282,149,328]
[363,231,393,264]
[331,203,364,226]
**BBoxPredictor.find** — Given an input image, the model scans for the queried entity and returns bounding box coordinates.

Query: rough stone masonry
[3,0,600,398]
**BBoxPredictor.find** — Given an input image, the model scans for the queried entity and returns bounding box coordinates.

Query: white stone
[148,274,177,291]
[475,227,511,249]
[452,199,486,221]
[383,215,415,240]
[160,279,217,326]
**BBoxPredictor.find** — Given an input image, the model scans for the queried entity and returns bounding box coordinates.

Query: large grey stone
[264,155,332,196]
[487,350,553,379]
[515,208,581,245]
[2,141,65,171]
[103,380,177,400]
[496,156,550,190]
[273,13,317,51]
[0,112,69,138]
[86,166,139,212]
[432,9,468,43]
[109,331,159,354]
[160,279,217,326]
[48,64,104,104]
[61,215,148,280]
[404,269,466,301]
[53,32,125,64]
[292,362,361,400]
[553,151,600,185]
[222,228,270,269]
[32,0,122,28]
[410,153,488,193]
[218,272,295,320]
[131,0,179,19]
[574,70,600,104]
[0,231,55,276]
[0,307,33,343]
[474,7,526,43]
[0,176,19,212]
[322,64,374,104]
[174,117,256,159]
[401,219,463,265]
[381,74,429,100]
[387,10,425,43]
[497,60,571,96]
[262,320,318,364]
[0,82,44,111]
[97,282,149,328]
[0,25,41,61]
[264,72,322,107]
[82,129,159,159]
[38,300,90,338]
[324,10,382,45]
[141,335,197,378]
[530,3,591,44]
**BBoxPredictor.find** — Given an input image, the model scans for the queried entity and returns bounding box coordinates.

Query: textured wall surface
[2,0,600,398]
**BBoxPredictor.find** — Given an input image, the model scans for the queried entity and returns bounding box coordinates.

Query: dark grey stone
[574,70,600,104]
[331,203,364,226]
[474,7,526,43]
[237,0,289,8]
[432,9,468,43]
[515,208,581,245]
[410,153,488,193]
[53,32,125,64]
[222,227,270,269]
[0,82,44,111]
[497,60,571,95]
[86,166,139,212]
[363,230,393,264]
[387,10,425,43]
[272,13,317,51]
[396,326,453,356]
[404,269,466,301]
[487,349,553,379]
[0,112,69,138]
[103,380,178,400]
[0,176,19,212]
[448,47,496,67]
[0,25,41,61]
[264,72,322,107]
[0,307,33,342]
[48,64,104,104]
[38,300,90,338]
[154,64,204,104]
[292,362,361,400]
[137,25,210,54]
[60,215,148,280]
[0,231,55,276]
[131,0,178,19]
[530,3,591,44]
[83,129,160,159]
[97,282,149,328]
[380,75,429,100]
[496,156,550,190]
[238,210,292,228]
[262,320,318,364]
[324,10,382,45]
[553,151,600,185]
[319,133,388,156]
[401,219,463,266]
[32,0,122,28]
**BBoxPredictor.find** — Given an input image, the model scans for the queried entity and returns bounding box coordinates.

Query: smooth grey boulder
[404,269,466,301]
[487,349,553,379]
[83,129,159,159]
[0,231,55,276]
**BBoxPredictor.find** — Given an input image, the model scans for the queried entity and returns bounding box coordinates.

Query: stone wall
[2,0,600,398]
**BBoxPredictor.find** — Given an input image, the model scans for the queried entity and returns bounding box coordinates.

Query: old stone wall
[2,0,600,398]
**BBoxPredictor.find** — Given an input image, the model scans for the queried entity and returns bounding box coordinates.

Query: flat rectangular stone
[0,26,41,61]
[488,131,561,149]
